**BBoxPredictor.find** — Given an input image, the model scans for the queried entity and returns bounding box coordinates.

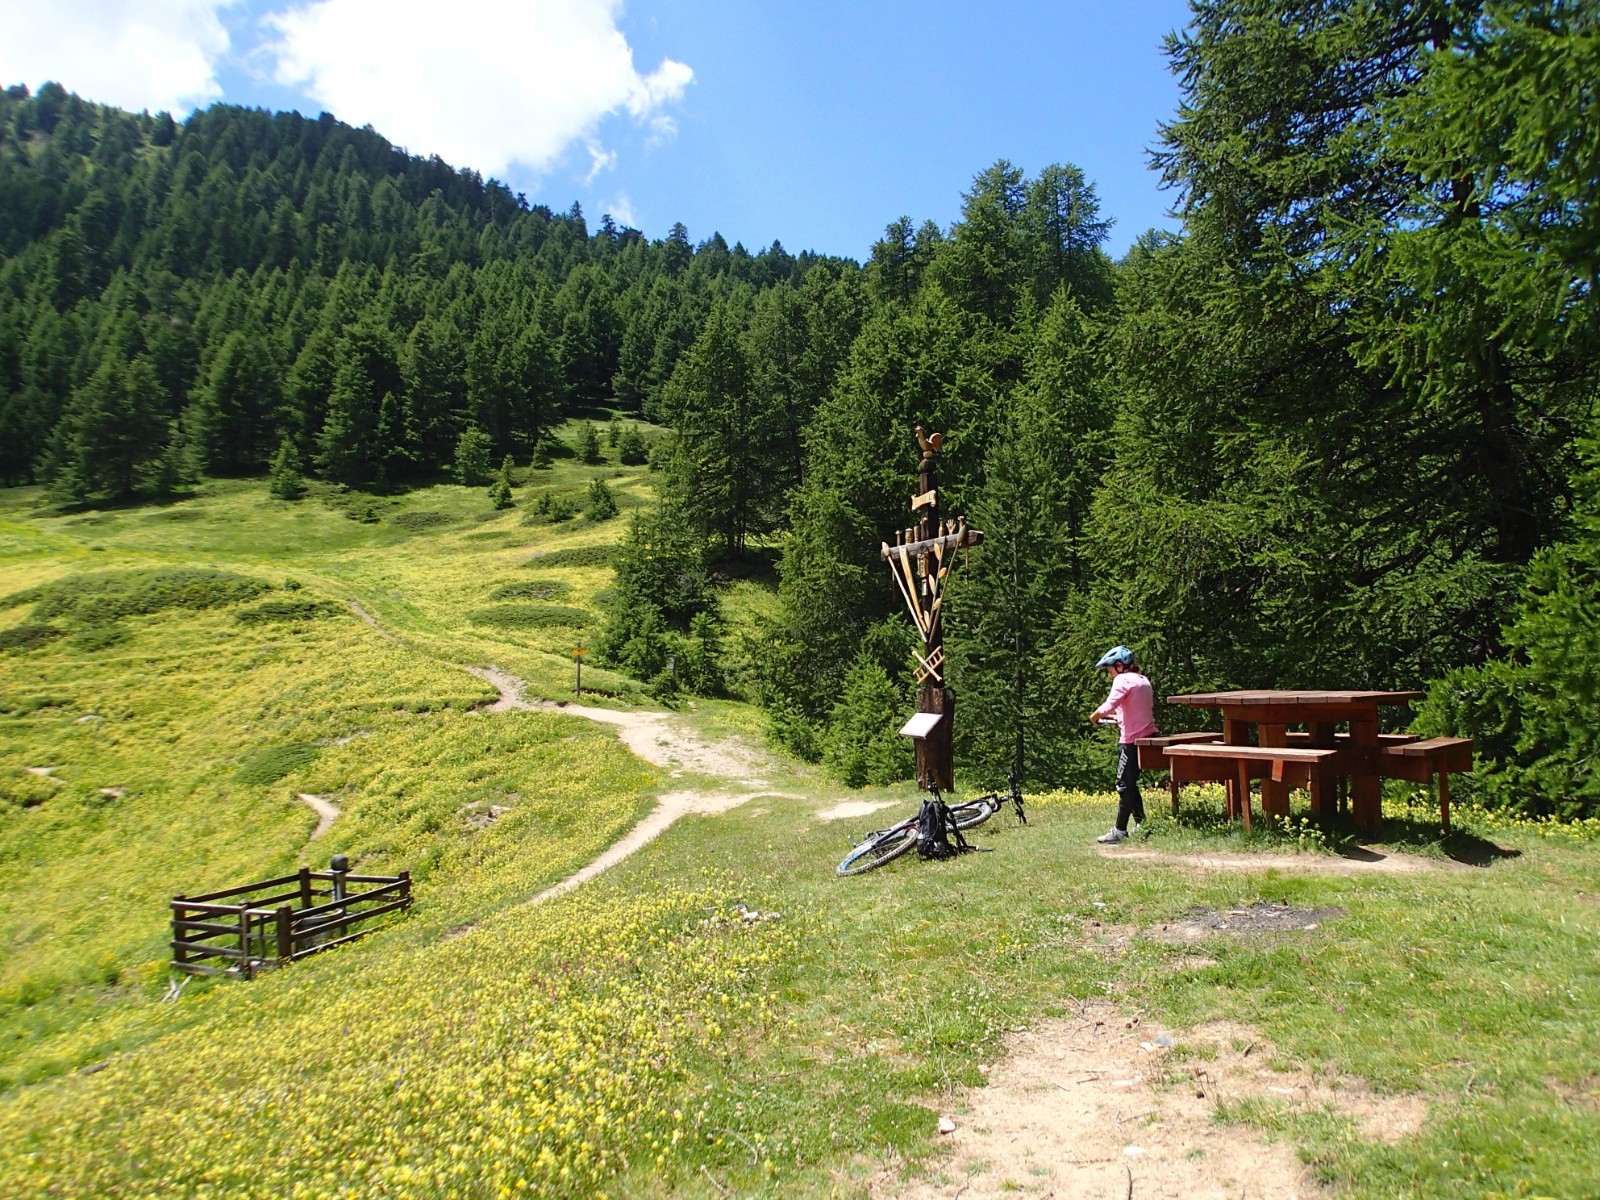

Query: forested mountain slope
[0,82,850,494]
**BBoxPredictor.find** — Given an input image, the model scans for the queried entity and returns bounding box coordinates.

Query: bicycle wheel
[837,823,919,876]
[948,796,999,831]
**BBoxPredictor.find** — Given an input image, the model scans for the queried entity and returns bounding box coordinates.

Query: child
[1090,645,1156,844]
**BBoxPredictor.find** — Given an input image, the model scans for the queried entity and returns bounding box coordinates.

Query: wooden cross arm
[880,528,984,561]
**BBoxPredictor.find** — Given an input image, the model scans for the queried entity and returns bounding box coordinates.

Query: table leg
[1223,717,1248,823]
[1307,721,1335,820]
[1169,776,1180,818]
[1259,723,1289,819]
[1439,772,1451,833]
[1350,717,1382,831]
[1236,759,1253,833]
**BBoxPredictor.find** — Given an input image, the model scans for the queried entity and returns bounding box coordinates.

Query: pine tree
[617,425,648,465]
[585,477,618,521]
[269,437,306,500]
[579,423,603,464]
[489,454,515,509]
[453,425,493,486]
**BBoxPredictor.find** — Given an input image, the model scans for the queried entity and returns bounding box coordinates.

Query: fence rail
[171,855,411,978]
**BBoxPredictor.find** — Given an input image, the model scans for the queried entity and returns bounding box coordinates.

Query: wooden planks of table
[1163,690,1426,832]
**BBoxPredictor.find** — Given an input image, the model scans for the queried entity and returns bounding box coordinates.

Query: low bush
[0,624,65,653]
[521,545,617,570]
[487,580,573,601]
[235,599,347,625]
[466,604,592,630]
[233,743,321,787]
[392,511,455,532]
[3,569,271,624]
[68,624,130,652]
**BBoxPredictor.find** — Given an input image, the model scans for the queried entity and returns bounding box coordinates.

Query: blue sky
[2,0,1193,260]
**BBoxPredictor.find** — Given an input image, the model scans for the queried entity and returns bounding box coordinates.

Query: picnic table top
[1166,689,1425,708]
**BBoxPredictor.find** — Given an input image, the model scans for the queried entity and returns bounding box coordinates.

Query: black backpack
[916,794,969,860]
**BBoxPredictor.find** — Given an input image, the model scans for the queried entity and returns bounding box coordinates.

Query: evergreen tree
[269,436,306,500]
[489,454,515,509]
[585,477,618,521]
[578,422,603,464]
[453,425,493,486]
[617,425,648,465]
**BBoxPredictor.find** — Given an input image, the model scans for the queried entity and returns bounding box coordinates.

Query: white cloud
[604,194,638,229]
[266,0,692,178]
[0,0,237,114]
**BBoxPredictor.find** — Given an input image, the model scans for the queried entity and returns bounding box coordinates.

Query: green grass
[3,463,1600,1198]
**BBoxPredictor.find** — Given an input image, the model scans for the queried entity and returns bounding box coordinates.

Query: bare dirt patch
[1098,845,1455,875]
[885,1003,1426,1200]
[816,799,900,823]
[1145,901,1343,945]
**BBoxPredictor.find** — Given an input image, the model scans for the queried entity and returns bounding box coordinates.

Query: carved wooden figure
[880,426,983,790]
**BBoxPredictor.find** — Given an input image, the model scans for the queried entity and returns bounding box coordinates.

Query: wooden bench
[1163,744,1338,831]
[1134,731,1223,772]
[1378,737,1474,831]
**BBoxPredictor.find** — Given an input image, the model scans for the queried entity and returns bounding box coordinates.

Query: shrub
[235,599,346,625]
[578,424,603,464]
[585,479,618,522]
[393,510,454,531]
[69,624,130,652]
[466,604,593,630]
[3,569,270,624]
[453,426,493,486]
[0,624,65,653]
[487,580,573,601]
[234,744,320,787]
[618,426,648,466]
[268,438,306,501]
[521,546,617,570]
[489,455,515,510]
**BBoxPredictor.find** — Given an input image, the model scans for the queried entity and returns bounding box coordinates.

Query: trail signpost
[573,643,585,697]
[882,427,983,791]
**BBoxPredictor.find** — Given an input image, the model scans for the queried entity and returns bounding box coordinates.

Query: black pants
[1115,743,1144,831]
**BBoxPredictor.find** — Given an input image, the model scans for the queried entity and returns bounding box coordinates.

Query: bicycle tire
[948,796,1000,831]
[837,823,919,876]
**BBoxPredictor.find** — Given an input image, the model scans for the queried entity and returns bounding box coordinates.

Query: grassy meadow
[3,423,1600,1198]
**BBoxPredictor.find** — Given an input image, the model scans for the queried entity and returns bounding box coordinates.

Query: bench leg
[1259,723,1289,819]
[1236,760,1253,833]
[1169,776,1180,818]
[1351,773,1382,832]
[1439,772,1451,833]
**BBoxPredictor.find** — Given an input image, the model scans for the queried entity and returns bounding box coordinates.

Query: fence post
[275,905,294,964]
[298,866,312,911]
[330,854,349,940]
[399,869,411,912]
[173,895,187,969]
[238,907,254,980]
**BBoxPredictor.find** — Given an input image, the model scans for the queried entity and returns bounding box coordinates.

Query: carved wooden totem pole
[880,427,983,792]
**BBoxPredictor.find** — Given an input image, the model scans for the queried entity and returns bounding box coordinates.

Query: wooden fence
[171,855,411,978]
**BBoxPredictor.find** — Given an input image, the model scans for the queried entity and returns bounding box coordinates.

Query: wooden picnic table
[1163,689,1426,832]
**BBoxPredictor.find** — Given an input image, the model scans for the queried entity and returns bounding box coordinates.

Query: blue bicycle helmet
[1095,645,1135,669]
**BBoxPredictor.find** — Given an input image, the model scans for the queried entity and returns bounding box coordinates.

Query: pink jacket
[1095,671,1157,744]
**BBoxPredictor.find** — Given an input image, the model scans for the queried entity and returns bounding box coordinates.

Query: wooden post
[1236,760,1253,833]
[330,853,349,941]
[173,896,188,969]
[298,866,312,911]
[238,907,254,980]
[1168,776,1181,818]
[1258,723,1289,818]
[1349,716,1382,831]
[1438,771,1451,833]
[1222,717,1248,820]
[1307,721,1335,819]
[275,905,294,963]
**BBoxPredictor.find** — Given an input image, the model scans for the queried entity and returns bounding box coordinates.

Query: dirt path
[297,793,340,839]
[886,1003,1425,1200]
[1096,845,1458,875]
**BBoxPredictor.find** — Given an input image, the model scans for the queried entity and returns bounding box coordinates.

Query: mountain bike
[836,774,1027,876]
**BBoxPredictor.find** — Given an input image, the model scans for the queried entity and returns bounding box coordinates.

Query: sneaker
[1096,829,1128,844]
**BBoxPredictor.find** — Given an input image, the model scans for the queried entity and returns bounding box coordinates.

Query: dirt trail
[886,1003,1425,1200]
[459,664,786,898]
[1097,845,1457,875]
[297,793,341,839]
